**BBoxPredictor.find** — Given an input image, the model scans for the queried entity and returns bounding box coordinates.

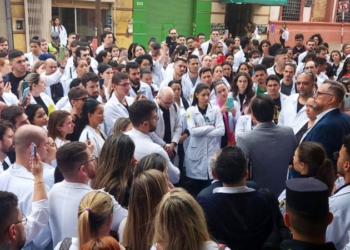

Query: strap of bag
[59,237,72,250]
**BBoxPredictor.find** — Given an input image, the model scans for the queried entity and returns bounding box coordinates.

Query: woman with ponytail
[53,191,115,250]
[279,142,335,203]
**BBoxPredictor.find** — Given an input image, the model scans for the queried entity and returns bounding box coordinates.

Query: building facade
[1,0,349,52]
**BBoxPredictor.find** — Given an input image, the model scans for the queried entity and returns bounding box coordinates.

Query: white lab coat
[278,93,308,134]
[34,180,128,248]
[30,92,57,112]
[333,62,344,80]
[189,86,216,105]
[201,40,228,55]
[52,25,68,46]
[1,92,18,106]
[235,115,253,141]
[0,164,50,250]
[125,128,180,184]
[150,100,182,147]
[24,52,42,69]
[178,72,200,102]
[229,92,252,116]
[317,73,329,87]
[79,125,106,157]
[298,51,308,65]
[104,94,134,135]
[184,104,225,180]
[165,62,174,78]
[41,70,63,98]
[326,185,350,250]
[129,82,153,101]
[233,49,246,72]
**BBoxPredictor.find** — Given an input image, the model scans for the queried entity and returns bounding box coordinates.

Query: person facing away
[281,178,336,250]
[236,94,297,196]
[197,146,275,250]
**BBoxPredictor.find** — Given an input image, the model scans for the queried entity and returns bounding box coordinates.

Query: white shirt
[125,128,180,184]
[235,115,253,141]
[95,44,106,55]
[79,125,106,157]
[1,92,19,106]
[104,93,134,135]
[41,70,63,98]
[151,241,220,250]
[55,137,69,148]
[42,180,128,247]
[0,163,50,249]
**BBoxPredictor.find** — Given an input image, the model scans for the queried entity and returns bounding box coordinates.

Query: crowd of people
[1,20,350,250]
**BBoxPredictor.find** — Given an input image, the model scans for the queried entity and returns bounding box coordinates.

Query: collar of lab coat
[61,180,91,190]
[10,163,34,180]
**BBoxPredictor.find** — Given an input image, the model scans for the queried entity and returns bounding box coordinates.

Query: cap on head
[51,31,60,42]
[286,178,329,217]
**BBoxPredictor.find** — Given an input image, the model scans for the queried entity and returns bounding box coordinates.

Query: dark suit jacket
[197,180,260,200]
[303,108,350,166]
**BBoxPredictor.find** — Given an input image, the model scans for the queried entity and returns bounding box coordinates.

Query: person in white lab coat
[125,100,180,184]
[278,71,315,134]
[34,142,127,249]
[25,73,56,115]
[25,39,42,70]
[151,87,182,161]
[126,62,153,100]
[184,83,225,197]
[48,110,75,148]
[104,72,135,135]
[53,191,115,250]
[0,125,50,250]
[230,71,255,116]
[326,134,350,250]
[52,17,67,46]
[79,98,106,157]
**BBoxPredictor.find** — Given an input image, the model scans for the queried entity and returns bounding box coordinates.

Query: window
[281,0,301,21]
[336,10,350,23]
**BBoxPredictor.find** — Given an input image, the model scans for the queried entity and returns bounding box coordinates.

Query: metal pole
[95,0,101,45]
[5,0,14,50]
[342,11,345,48]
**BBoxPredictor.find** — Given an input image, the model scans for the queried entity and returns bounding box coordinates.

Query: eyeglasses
[334,151,340,161]
[3,214,27,234]
[314,91,333,97]
[74,97,88,102]
[116,83,130,87]
[170,33,177,35]
[82,155,98,166]
[160,96,174,106]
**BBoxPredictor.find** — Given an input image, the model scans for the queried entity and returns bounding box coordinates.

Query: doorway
[225,4,252,38]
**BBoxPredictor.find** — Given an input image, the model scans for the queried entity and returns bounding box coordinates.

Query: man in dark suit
[237,95,297,197]
[197,146,275,250]
[303,80,350,168]
[197,148,259,200]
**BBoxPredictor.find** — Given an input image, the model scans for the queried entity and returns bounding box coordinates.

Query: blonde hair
[78,191,114,248]
[32,60,45,73]
[123,169,168,250]
[152,188,211,250]
[113,117,131,134]
[81,236,120,250]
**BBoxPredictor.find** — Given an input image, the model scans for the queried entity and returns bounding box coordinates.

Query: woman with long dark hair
[184,83,224,196]
[231,72,255,115]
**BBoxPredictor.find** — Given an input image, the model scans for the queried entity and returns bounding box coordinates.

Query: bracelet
[34,181,45,185]
[60,66,65,69]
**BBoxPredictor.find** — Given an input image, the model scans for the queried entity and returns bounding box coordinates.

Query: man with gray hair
[151,87,182,160]
[303,80,350,166]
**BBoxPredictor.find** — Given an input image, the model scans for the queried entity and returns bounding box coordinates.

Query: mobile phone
[2,74,9,83]
[59,47,65,60]
[86,131,89,140]
[122,50,128,58]
[217,55,226,65]
[30,142,36,159]
[225,29,229,36]
[344,93,350,110]
[166,36,172,46]
[92,38,98,49]
[22,87,30,104]
[21,81,29,96]
[99,78,104,88]
[195,38,199,43]
[227,97,234,111]
[137,90,142,97]
[213,37,219,43]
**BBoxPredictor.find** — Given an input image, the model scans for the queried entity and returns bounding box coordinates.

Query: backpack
[50,82,64,104]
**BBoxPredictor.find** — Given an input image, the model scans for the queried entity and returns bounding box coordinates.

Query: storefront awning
[219,0,287,6]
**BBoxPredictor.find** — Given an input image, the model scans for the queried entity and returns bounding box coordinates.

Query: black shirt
[207,43,213,55]
[159,105,172,143]
[297,101,304,113]
[281,239,336,250]
[281,81,293,96]
[7,72,29,98]
[292,45,306,64]
[326,62,334,78]
[273,66,284,80]
[198,105,207,115]
[33,95,48,115]
[131,84,140,95]
[221,112,228,148]
[238,94,245,112]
